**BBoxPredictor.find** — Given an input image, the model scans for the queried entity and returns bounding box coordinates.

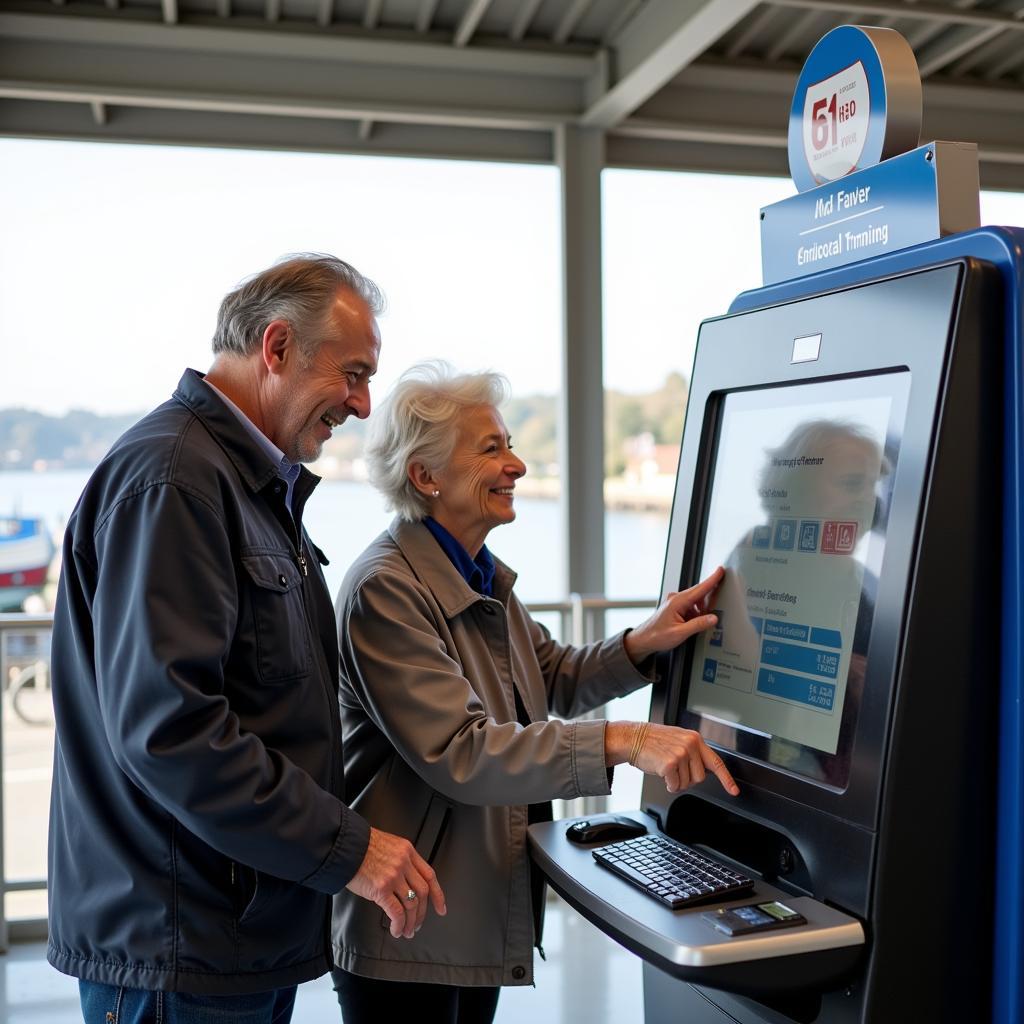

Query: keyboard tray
[528,812,865,997]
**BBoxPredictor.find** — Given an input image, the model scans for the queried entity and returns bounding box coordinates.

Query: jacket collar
[388,517,517,619]
[172,368,314,498]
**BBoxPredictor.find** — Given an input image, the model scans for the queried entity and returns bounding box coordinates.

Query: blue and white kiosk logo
[762,24,979,285]
[788,25,921,194]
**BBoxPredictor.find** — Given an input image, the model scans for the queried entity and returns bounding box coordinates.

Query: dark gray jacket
[47,369,370,995]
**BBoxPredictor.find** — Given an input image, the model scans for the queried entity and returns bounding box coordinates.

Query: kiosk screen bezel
[651,261,968,829]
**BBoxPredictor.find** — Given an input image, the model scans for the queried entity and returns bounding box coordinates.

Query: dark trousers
[331,967,500,1024]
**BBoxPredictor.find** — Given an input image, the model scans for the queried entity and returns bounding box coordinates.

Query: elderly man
[47,254,445,1024]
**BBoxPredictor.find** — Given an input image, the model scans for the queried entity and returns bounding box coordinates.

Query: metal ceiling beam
[903,0,979,52]
[948,27,1017,77]
[725,5,781,59]
[454,0,493,47]
[766,0,1024,32]
[509,0,543,41]
[916,1,1024,78]
[162,0,177,24]
[602,0,644,44]
[764,8,821,63]
[316,0,332,27]
[582,0,760,129]
[216,0,230,17]
[917,24,1003,77]
[0,97,556,164]
[363,0,383,30]
[985,43,1024,79]
[89,99,106,124]
[554,0,593,44]
[0,76,573,131]
[639,59,1024,168]
[0,13,592,79]
[415,0,440,33]
[615,117,786,150]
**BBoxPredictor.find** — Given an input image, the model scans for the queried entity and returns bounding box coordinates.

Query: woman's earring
[432,489,440,498]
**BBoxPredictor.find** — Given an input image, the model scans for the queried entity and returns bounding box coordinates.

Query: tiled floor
[0,895,642,1023]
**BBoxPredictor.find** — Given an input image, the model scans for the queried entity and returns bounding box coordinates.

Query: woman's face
[430,404,527,553]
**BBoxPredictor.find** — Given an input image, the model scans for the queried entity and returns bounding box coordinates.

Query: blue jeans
[78,981,297,1024]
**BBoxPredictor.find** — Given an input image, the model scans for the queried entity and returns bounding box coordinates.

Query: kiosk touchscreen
[681,374,909,790]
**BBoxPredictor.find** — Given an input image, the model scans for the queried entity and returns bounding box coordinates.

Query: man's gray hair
[212,253,385,361]
[365,361,510,522]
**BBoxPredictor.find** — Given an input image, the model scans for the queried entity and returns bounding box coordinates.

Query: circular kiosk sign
[788,25,922,193]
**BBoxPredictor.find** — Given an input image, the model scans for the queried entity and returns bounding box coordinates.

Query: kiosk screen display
[684,373,910,786]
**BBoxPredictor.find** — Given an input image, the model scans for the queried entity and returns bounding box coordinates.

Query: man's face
[270,288,381,464]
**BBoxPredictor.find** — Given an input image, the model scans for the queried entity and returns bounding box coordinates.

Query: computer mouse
[565,814,648,844]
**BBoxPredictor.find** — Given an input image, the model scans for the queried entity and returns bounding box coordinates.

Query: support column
[556,123,606,604]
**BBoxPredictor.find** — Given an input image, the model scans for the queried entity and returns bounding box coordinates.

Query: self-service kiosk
[528,25,1024,1024]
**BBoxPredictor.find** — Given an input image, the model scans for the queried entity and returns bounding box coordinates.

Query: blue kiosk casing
[529,21,1021,1024]
[731,225,1024,1024]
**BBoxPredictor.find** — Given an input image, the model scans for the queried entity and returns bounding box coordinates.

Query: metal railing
[0,612,54,950]
[0,596,656,951]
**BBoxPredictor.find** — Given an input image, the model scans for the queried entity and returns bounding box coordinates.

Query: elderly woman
[331,363,738,1024]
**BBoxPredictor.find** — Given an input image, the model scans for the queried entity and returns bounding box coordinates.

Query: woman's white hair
[365,361,510,521]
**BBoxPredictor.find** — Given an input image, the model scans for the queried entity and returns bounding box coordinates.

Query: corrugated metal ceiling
[1,0,1022,187]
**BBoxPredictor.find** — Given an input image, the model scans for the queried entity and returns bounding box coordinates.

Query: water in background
[2,469,664,838]
[0,470,671,603]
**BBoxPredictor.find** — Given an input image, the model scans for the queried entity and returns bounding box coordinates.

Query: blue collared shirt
[205,379,302,514]
[423,517,496,597]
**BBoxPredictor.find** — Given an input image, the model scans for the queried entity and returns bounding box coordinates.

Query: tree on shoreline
[0,373,690,479]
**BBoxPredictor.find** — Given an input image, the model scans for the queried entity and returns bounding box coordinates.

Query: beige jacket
[331,518,654,987]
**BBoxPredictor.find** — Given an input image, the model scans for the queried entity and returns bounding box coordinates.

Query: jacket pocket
[231,860,258,921]
[414,793,454,864]
[237,868,281,925]
[240,552,311,683]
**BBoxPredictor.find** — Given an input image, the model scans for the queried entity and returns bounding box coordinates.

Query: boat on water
[0,517,55,611]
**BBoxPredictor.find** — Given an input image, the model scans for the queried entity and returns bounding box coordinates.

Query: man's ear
[408,461,437,498]
[262,320,292,375]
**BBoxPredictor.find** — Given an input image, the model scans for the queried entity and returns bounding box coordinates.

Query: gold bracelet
[628,721,650,767]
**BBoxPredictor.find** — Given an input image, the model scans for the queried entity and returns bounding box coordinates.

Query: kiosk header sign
[762,25,980,285]
[762,141,980,285]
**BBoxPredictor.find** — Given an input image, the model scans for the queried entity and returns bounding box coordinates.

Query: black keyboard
[593,834,755,910]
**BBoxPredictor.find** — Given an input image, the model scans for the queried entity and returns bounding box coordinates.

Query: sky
[3,138,1024,416]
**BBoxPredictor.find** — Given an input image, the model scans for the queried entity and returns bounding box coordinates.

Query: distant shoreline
[0,465,674,513]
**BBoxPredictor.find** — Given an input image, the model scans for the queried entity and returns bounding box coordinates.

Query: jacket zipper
[291,515,338,972]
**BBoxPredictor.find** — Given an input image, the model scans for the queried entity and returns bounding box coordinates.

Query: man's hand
[345,827,447,938]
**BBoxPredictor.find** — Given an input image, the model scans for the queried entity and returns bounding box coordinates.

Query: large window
[0,139,564,920]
